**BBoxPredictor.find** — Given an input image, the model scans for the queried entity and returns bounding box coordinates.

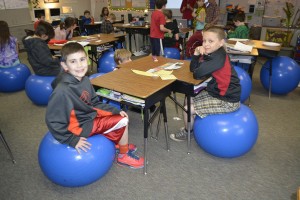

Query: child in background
[82,10,92,25]
[227,12,249,39]
[46,42,144,169]
[101,13,116,34]
[162,9,179,48]
[100,7,110,21]
[34,13,45,30]
[193,0,206,31]
[23,21,61,76]
[0,20,20,68]
[114,48,132,65]
[54,17,77,40]
[170,26,241,141]
[150,0,172,62]
[185,30,203,58]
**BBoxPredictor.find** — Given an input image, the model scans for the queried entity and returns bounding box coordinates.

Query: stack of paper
[227,41,253,52]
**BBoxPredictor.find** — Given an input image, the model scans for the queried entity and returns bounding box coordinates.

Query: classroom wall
[30,0,91,21]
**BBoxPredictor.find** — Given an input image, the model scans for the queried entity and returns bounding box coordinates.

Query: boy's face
[202,31,224,54]
[84,13,90,18]
[119,58,132,65]
[61,51,88,81]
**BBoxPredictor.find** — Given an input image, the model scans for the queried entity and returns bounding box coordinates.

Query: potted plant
[282,2,295,46]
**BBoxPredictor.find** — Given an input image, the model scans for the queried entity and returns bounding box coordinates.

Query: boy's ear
[220,39,225,47]
[60,61,68,71]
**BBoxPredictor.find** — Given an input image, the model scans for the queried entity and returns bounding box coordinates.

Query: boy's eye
[80,57,87,62]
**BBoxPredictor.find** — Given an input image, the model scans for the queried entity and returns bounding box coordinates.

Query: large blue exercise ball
[97,51,117,73]
[0,64,31,92]
[234,66,252,103]
[25,75,55,106]
[194,104,258,158]
[260,56,300,95]
[164,47,181,60]
[38,132,115,187]
[89,73,105,80]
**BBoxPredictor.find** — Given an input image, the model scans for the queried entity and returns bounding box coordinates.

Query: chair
[0,129,16,164]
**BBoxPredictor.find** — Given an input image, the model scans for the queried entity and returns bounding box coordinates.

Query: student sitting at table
[82,10,92,25]
[227,12,249,39]
[170,26,241,141]
[100,7,109,21]
[162,9,179,49]
[101,13,116,34]
[0,20,20,68]
[54,17,77,40]
[46,42,144,169]
[34,13,45,30]
[23,21,61,76]
[114,48,132,65]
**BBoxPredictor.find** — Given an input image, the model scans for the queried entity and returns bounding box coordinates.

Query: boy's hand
[75,137,91,154]
[194,46,206,56]
[120,111,128,118]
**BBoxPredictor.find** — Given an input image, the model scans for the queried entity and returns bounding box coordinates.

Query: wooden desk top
[227,39,281,52]
[113,23,150,29]
[48,33,126,50]
[90,68,174,99]
[118,56,203,86]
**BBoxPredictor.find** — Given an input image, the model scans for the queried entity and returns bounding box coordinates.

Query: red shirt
[34,20,41,30]
[180,0,196,20]
[150,10,166,39]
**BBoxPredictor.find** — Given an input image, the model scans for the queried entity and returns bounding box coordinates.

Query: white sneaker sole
[169,134,186,142]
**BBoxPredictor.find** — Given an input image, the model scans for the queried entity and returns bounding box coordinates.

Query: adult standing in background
[205,0,219,27]
[180,0,196,27]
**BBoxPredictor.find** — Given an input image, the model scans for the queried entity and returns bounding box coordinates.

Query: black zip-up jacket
[190,47,241,102]
[23,36,61,76]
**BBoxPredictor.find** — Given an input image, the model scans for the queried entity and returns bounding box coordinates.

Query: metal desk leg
[143,108,149,175]
[0,130,16,164]
[186,96,191,154]
[161,100,170,151]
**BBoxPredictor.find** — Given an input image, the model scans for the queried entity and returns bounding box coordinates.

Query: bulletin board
[109,0,149,11]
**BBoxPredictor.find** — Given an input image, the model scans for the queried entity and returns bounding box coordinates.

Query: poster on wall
[3,0,28,9]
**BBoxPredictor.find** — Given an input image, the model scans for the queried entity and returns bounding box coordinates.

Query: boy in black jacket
[170,26,241,142]
[23,21,61,76]
[46,42,144,169]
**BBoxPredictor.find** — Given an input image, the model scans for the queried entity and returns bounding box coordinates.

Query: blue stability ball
[89,73,105,80]
[0,64,31,92]
[164,47,181,60]
[194,104,259,158]
[260,56,300,95]
[25,75,55,106]
[38,132,115,187]
[97,51,117,73]
[234,66,252,103]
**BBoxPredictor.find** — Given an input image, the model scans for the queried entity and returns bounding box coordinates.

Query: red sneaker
[117,151,144,169]
[115,144,137,154]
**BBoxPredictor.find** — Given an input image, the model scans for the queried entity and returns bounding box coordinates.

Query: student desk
[119,56,206,154]
[226,39,281,98]
[48,33,126,71]
[113,23,150,53]
[90,68,175,174]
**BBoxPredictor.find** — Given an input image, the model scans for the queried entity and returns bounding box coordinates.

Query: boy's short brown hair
[35,21,55,39]
[233,12,245,22]
[84,10,90,15]
[163,9,172,20]
[155,0,167,9]
[114,49,132,64]
[203,26,226,40]
[61,42,86,62]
